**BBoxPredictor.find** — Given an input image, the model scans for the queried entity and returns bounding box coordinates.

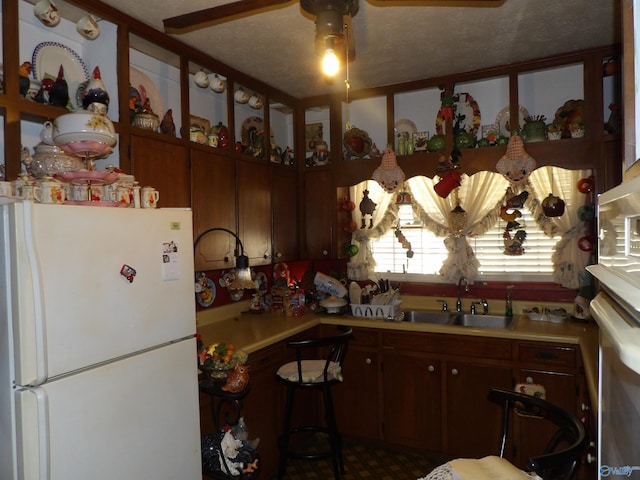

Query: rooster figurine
[222,362,250,393]
[49,64,69,108]
[82,66,109,111]
[18,61,32,97]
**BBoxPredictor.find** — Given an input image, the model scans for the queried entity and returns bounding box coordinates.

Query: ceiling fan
[163,0,506,61]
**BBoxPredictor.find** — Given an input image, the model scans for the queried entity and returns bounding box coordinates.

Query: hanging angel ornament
[496,135,536,185]
[371,147,405,193]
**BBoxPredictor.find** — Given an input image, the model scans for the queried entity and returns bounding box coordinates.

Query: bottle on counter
[505,286,514,318]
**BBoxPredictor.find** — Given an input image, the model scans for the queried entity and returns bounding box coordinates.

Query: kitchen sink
[402,311,517,329]
[452,314,517,329]
[402,310,458,324]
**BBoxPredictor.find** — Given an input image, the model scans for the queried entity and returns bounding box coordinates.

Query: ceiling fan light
[322,42,340,76]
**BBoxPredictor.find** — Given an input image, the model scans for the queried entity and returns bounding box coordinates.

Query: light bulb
[322,48,339,76]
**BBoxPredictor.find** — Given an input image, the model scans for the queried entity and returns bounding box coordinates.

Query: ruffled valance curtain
[408,172,509,283]
[347,181,397,280]
[348,167,592,288]
[527,167,593,288]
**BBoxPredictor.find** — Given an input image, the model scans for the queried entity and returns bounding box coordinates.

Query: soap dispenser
[505,286,514,318]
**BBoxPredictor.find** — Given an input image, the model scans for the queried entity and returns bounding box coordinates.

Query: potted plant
[547,123,562,140]
[568,122,585,138]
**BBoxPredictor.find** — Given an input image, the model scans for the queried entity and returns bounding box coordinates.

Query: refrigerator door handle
[17,387,50,478]
[21,201,48,385]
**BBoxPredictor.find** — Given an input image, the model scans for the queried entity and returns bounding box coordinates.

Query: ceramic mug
[210,75,226,94]
[116,186,132,205]
[34,0,60,27]
[0,181,12,196]
[248,95,263,109]
[20,184,41,201]
[76,14,100,40]
[141,187,159,208]
[234,89,249,104]
[35,180,65,204]
[194,69,209,88]
[73,184,104,202]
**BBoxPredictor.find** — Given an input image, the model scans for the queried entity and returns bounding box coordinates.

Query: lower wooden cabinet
[331,327,381,442]
[382,351,442,452]
[445,360,513,457]
[242,342,286,478]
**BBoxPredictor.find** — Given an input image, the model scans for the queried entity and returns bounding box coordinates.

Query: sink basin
[402,310,458,325]
[452,314,517,329]
[401,311,517,329]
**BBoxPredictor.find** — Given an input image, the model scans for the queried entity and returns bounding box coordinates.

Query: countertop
[197,301,599,412]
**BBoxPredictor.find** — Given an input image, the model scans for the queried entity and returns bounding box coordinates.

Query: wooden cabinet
[382,350,442,452]
[238,160,272,266]
[513,342,582,471]
[445,359,513,457]
[304,168,334,259]
[242,342,286,478]
[271,167,300,263]
[192,148,237,271]
[130,135,190,207]
[381,331,513,457]
[330,327,381,442]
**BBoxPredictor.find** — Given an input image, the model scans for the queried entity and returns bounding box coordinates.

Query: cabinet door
[304,169,333,259]
[242,342,286,478]
[192,149,236,271]
[445,361,513,458]
[333,347,380,441]
[514,368,577,469]
[130,136,190,207]
[271,167,299,262]
[382,351,442,452]
[238,160,272,266]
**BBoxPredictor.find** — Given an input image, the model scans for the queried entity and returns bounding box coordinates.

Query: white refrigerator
[0,200,202,480]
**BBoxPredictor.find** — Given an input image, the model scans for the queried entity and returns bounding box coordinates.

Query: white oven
[588,175,640,478]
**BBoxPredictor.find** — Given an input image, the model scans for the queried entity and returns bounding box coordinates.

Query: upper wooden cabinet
[237,159,272,266]
[130,135,190,207]
[192,149,236,272]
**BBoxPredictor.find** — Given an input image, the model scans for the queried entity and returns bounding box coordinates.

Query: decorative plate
[32,41,89,110]
[394,118,417,140]
[129,66,165,116]
[196,275,216,308]
[495,105,530,137]
[436,93,481,136]
[56,170,118,185]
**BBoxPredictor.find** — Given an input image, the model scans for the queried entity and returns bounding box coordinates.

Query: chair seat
[419,456,540,480]
[277,360,343,383]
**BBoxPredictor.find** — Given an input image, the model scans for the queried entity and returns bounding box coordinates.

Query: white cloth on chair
[276,360,343,383]
[418,456,542,480]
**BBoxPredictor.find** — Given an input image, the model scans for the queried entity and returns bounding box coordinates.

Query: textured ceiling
[97,0,620,99]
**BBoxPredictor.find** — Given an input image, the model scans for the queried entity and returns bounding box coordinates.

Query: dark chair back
[489,387,589,480]
[284,326,352,386]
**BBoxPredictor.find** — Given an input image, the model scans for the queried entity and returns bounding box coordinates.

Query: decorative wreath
[436,93,481,136]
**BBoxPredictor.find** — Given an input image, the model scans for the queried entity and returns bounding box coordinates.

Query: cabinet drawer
[383,332,512,360]
[519,343,576,368]
[322,325,378,347]
[249,343,285,374]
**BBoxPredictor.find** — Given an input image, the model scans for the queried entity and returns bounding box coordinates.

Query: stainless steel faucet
[456,276,469,312]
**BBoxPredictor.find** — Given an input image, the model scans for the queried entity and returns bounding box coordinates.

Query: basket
[350,300,401,319]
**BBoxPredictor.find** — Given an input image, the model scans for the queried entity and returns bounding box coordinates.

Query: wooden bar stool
[276,325,352,480]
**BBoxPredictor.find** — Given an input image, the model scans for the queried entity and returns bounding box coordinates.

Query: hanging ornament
[496,135,536,185]
[500,187,527,256]
[394,225,414,258]
[371,147,406,193]
[359,189,376,229]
